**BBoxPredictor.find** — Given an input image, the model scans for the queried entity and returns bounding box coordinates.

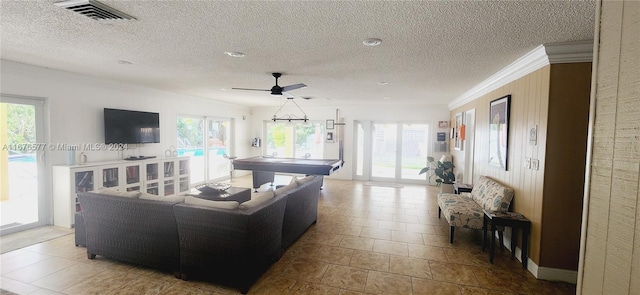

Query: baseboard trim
[502,233,578,284]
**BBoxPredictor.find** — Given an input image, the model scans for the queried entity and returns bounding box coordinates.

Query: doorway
[355,121,431,183]
[1,95,49,236]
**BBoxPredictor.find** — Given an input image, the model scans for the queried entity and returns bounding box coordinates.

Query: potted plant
[419,156,455,185]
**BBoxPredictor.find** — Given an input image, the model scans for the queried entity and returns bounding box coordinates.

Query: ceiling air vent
[54,0,135,21]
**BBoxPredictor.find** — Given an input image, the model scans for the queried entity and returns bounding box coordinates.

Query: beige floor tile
[372,240,408,256]
[391,214,420,224]
[0,277,41,294]
[377,220,406,231]
[429,261,480,286]
[31,261,106,292]
[332,224,363,236]
[283,241,322,259]
[391,230,425,244]
[339,236,374,251]
[302,231,344,246]
[337,290,372,295]
[472,267,533,293]
[282,258,329,283]
[61,267,141,295]
[458,285,518,295]
[405,223,438,235]
[3,256,77,283]
[320,264,368,292]
[389,255,432,279]
[314,246,354,265]
[249,273,297,295]
[412,277,462,295]
[364,270,412,295]
[359,228,391,240]
[407,244,449,262]
[289,281,341,295]
[349,251,389,272]
[1,251,52,275]
[102,274,173,295]
[367,212,393,221]
[350,218,379,228]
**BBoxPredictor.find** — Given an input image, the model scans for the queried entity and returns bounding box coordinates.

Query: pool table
[232,156,344,191]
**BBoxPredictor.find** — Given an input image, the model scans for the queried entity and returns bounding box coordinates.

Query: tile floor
[0,175,577,294]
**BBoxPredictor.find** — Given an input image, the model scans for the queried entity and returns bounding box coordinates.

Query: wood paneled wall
[582,0,640,293]
[450,62,591,270]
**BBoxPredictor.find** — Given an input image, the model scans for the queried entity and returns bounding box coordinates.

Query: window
[265,121,324,158]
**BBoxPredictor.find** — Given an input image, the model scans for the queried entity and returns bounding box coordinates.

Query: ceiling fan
[232,73,306,97]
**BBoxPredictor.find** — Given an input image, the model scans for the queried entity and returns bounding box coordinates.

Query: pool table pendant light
[272,97,309,123]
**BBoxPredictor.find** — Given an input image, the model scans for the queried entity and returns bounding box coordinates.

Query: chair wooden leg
[498,231,504,252]
[438,207,441,218]
[449,226,454,244]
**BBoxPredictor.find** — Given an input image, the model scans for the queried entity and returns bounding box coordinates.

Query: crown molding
[448,40,593,110]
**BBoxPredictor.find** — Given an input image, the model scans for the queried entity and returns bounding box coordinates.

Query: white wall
[1,60,252,166]
[249,104,451,180]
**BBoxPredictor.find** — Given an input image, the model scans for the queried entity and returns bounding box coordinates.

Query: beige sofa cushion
[184,196,239,210]
[96,187,140,198]
[239,190,275,210]
[139,192,185,203]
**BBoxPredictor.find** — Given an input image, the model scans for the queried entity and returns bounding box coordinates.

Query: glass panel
[207,119,230,180]
[179,177,189,192]
[356,122,364,176]
[164,161,174,177]
[400,124,430,180]
[146,182,159,195]
[125,165,140,184]
[0,103,39,227]
[164,180,174,196]
[75,171,94,193]
[371,123,397,178]
[102,167,119,187]
[265,122,323,158]
[146,163,158,181]
[177,117,204,184]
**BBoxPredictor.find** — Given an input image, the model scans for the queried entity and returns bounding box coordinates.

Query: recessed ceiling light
[363,38,382,46]
[220,88,228,92]
[377,82,389,86]
[117,60,132,65]
[382,96,391,100]
[224,51,245,58]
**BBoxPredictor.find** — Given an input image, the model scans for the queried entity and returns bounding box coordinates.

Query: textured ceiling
[0,0,596,107]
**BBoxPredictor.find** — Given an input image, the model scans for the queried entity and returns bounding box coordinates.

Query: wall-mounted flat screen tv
[104,108,160,144]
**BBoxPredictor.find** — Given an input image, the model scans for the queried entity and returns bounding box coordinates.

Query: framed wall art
[454,112,464,150]
[488,95,511,170]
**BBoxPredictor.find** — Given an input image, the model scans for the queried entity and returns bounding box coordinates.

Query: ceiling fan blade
[282,91,295,98]
[231,87,270,91]
[282,83,307,92]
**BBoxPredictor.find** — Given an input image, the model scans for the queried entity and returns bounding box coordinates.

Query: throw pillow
[239,190,275,210]
[275,182,297,196]
[139,192,185,203]
[184,196,239,210]
[96,187,140,198]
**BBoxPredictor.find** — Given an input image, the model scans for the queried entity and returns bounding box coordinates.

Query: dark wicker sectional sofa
[76,175,323,294]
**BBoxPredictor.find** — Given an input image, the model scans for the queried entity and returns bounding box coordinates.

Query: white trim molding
[502,234,578,284]
[448,40,594,110]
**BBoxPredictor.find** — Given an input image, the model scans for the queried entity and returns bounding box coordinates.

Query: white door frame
[463,109,476,184]
[1,94,50,236]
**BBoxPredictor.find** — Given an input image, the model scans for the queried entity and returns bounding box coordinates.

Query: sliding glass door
[1,95,48,235]
[177,116,232,185]
[357,121,431,183]
[264,121,324,158]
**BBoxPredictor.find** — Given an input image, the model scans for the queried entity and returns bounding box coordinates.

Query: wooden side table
[482,209,531,268]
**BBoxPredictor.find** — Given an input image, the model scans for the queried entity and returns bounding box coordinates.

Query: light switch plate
[531,159,539,170]
[524,158,531,169]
